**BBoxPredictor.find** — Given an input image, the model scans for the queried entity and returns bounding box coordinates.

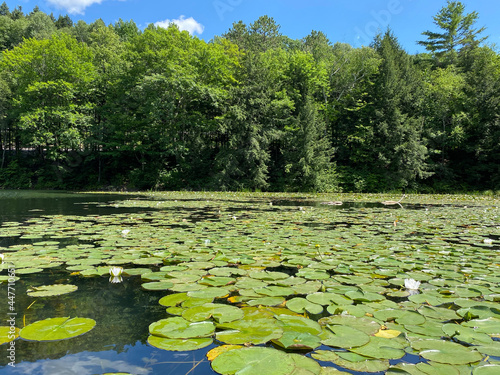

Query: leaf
[206,345,243,361]
[147,335,213,351]
[321,325,370,349]
[27,284,78,297]
[211,347,296,375]
[413,339,483,364]
[0,326,20,345]
[149,317,215,339]
[20,317,96,341]
[286,297,323,314]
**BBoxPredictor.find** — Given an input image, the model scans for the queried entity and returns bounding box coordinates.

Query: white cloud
[155,15,204,35]
[46,0,105,14]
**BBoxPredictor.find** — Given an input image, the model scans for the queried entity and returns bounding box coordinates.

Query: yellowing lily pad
[0,326,19,345]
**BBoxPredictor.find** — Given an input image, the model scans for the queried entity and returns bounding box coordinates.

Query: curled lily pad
[27,284,78,297]
[20,317,96,341]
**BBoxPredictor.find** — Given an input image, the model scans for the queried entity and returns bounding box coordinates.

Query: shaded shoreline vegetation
[0,1,498,192]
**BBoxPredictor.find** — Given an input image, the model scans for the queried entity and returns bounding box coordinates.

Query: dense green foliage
[0,2,497,192]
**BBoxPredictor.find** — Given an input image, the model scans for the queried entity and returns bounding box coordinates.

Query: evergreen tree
[368,31,431,190]
[55,14,73,29]
[0,2,10,17]
[418,1,487,64]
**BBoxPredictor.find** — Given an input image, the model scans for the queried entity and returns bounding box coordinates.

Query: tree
[222,16,283,52]
[278,51,335,191]
[0,2,10,17]
[25,11,57,40]
[55,14,73,29]
[112,19,140,41]
[365,31,431,190]
[214,49,293,190]
[1,34,95,164]
[10,6,23,20]
[418,1,487,64]
[302,30,332,63]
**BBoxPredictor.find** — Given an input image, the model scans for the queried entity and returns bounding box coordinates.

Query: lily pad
[27,284,78,297]
[413,339,483,364]
[0,326,19,345]
[211,347,296,375]
[321,325,370,349]
[147,335,213,351]
[182,303,244,323]
[286,297,323,314]
[149,317,215,339]
[20,317,96,341]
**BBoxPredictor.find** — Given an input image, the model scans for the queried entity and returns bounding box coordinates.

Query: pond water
[0,191,499,375]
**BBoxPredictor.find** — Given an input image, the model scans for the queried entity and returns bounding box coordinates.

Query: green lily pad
[319,315,381,335]
[306,292,352,306]
[0,326,19,345]
[159,293,188,307]
[211,347,296,375]
[27,284,78,297]
[20,317,96,341]
[312,350,390,373]
[418,305,461,322]
[286,298,323,314]
[182,303,244,323]
[374,309,426,325]
[187,287,231,299]
[463,318,500,336]
[247,296,285,307]
[216,319,283,345]
[413,339,483,364]
[149,317,215,339]
[141,281,174,291]
[442,323,493,344]
[321,325,370,349]
[473,365,500,375]
[350,336,406,360]
[147,335,213,351]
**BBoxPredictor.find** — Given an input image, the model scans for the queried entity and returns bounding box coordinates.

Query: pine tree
[418,1,486,64]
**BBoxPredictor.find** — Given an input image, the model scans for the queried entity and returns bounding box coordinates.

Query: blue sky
[3,0,499,53]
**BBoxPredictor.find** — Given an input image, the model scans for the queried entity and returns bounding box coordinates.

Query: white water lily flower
[204,239,211,245]
[404,278,421,291]
[121,229,130,236]
[109,276,123,284]
[484,238,493,244]
[109,266,124,277]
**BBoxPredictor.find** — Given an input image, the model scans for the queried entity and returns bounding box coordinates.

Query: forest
[0,1,498,192]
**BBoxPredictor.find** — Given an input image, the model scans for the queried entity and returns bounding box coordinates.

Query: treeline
[0,1,498,192]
